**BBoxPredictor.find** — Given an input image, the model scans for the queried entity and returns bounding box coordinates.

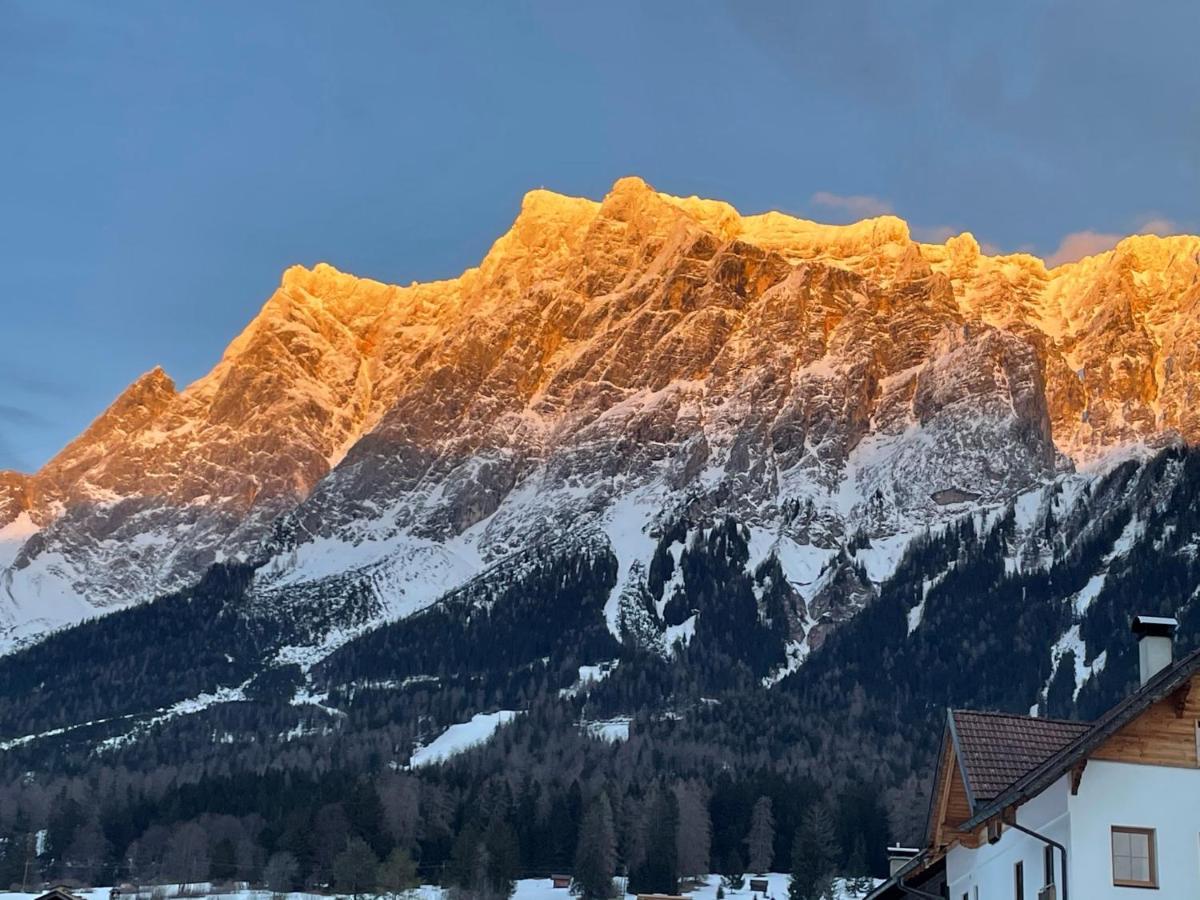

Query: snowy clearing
[408,710,521,767]
[0,873,878,900]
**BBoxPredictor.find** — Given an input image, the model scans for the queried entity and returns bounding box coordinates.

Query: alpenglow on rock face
[1,176,1198,654]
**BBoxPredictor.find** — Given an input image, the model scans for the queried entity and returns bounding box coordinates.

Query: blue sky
[2,0,1197,470]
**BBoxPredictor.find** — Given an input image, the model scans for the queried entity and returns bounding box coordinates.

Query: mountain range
[4,176,1198,657]
[3,178,1200,855]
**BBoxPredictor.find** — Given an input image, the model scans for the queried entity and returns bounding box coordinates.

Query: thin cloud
[1135,216,1180,236]
[810,191,894,220]
[0,404,52,429]
[1046,231,1125,268]
[1046,216,1185,267]
[0,404,56,472]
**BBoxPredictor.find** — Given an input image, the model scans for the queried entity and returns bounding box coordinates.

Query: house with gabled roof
[869,615,1200,899]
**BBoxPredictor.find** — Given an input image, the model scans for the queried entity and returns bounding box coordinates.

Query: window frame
[1044,843,1055,886]
[1111,825,1158,889]
[1014,858,1024,900]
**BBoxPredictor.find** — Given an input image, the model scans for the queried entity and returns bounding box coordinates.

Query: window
[1044,844,1055,886]
[1014,860,1024,900]
[1111,826,1158,888]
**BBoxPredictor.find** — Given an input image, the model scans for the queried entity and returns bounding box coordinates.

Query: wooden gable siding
[945,761,972,825]
[1092,672,1200,768]
[930,739,982,850]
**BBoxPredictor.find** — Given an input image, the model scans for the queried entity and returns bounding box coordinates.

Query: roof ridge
[960,643,1200,830]
[951,708,1090,726]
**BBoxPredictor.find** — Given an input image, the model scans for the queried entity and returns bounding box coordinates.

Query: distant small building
[551,874,571,889]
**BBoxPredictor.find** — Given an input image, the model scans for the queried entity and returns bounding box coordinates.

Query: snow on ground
[906,570,949,636]
[96,683,252,752]
[679,873,877,900]
[1108,515,1143,560]
[759,534,836,600]
[1043,624,1108,705]
[761,639,810,688]
[0,539,100,655]
[0,714,133,752]
[408,710,521,768]
[0,873,878,900]
[852,531,916,584]
[1011,485,1044,534]
[601,489,666,639]
[0,512,39,569]
[1070,572,1107,616]
[582,717,631,742]
[664,614,697,651]
[260,527,485,623]
[559,661,619,698]
[0,680,253,753]
[906,597,926,636]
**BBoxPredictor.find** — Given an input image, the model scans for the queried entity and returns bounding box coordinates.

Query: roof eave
[960,645,1200,831]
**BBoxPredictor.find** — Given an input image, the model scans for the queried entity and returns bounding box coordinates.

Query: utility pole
[21,832,35,894]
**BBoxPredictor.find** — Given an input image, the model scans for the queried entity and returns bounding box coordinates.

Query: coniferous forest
[3,448,1200,894]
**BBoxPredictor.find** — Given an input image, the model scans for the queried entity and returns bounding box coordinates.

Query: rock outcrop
[3,176,1198,654]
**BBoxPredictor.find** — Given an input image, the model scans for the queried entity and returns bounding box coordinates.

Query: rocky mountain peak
[2,177,1198,657]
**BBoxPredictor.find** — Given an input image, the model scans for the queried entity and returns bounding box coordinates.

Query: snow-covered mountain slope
[2,176,1199,654]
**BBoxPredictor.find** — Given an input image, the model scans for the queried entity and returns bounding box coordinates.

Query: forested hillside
[3,447,1199,893]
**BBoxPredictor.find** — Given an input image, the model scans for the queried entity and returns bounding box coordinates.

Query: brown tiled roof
[962,644,1200,830]
[949,709,1091,804]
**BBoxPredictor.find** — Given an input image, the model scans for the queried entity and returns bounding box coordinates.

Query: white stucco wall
[947,761,1200,898]
[947,775,1069,899]
[1068,759,1200,897]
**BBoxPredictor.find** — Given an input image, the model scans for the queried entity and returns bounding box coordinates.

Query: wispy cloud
[0,403,57,472]
[0,404,52,429]
[810,191,894,220]
[1045,231,1125,268]
[910,224,957,243]
[1046,216,1184,267]
[1135,215,1180,236]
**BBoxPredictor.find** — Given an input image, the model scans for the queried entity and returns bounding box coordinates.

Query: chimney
[1132,615,1178,686]
[887,845,919,877]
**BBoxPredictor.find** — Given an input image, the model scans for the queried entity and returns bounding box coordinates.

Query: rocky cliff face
[2,176,1198,654]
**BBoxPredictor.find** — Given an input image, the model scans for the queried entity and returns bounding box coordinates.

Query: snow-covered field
[408,710,521,767]
[0,874,877,900]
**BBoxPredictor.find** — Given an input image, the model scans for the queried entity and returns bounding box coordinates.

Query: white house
[870,615,1200,899]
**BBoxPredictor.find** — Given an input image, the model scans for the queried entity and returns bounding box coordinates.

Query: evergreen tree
[745,797,774,874]
[788,803,839,900]
[64,819,109,885]
[210,837,238,882]
[483,820,521,899]
[720,849,745,891]
[674,782,711,882]
[843,834,872,895]
[44,795,85,872]
[0,826,33,891]
[629,790,678,896]
[333,837,380,900]
[573,795,617,900]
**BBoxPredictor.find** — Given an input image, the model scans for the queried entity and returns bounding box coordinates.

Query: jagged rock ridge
[2,176,1198,655]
